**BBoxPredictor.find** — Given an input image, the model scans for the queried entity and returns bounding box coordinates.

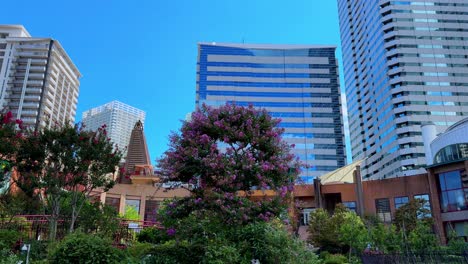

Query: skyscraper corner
[0,25,81,129]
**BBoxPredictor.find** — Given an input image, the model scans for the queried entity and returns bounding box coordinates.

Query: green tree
[149,103,316,262]
[394,198,432,235]
[340,211,368,261]
[369,223,404,253]
[14,123,122,239]
[407,221,438,252]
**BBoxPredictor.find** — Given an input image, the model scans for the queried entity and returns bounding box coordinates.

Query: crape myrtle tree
[158,103,301,225]
[0,112,25,190]
[14,122,122,239]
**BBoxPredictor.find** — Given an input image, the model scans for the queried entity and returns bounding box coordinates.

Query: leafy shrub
[137,227,165,244]
[49,232,122,264]
[0,230,21,250]
[0,248,20,264]
[321,253,348,264]
[126,242,153,259]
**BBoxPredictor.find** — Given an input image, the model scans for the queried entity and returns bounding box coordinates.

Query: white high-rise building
[0,25,81,129]
[82,101,146,159]
[337,0,468,179]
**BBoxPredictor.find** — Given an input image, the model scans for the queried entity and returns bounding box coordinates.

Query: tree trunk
[49,196,60,241]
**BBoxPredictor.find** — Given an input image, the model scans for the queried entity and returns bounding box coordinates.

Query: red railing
[0,215,162,245]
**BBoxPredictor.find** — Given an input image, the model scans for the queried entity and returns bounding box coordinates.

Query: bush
[137,227,165,244]
[126,242,153,259]
[0,248,20,264]
[0,230,21,250]
[49,232,122,264]
[321,252,348,264]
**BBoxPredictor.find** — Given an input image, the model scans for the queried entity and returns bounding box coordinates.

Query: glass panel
[126,199,141,214]
[144,200,160,223]
[454,222,468,237]
[445,171,462,190]
[439,174,447,191]
[414,194,431,218]
[395,196,409,209]
[105,197,120,213]
[441,192,449,212]
[342,201,357,212]
[375,198,391,222]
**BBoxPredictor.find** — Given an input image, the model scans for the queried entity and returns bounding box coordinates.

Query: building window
[414,194,432,218]
[438,170,468,213]
[105,197,120,213]
[446,222,468,240]
[301,208,315,226]
[394,196,409,209]
[342,201,357,212]
[126,199,141,215]
[434,144,468,164]
[376,198,392,222]
[144,200,160,223]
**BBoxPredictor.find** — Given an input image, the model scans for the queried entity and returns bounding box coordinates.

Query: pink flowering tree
[14,123,122,238]
[0,112,25,189]
[158,103,300,226]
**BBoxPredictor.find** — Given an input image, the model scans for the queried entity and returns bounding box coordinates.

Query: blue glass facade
[196,43,346,183]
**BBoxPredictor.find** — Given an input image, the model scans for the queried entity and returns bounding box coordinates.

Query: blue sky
[4,0,351,164]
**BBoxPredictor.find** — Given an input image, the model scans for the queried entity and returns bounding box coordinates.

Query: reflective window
[394,196,409,209]
[342,201,357,212]
[438,170,468,213]
[414,194,432,218]
[126,199,141,215]
[434,144,468,164]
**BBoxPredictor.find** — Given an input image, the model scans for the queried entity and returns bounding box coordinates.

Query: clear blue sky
[3,0,351,164]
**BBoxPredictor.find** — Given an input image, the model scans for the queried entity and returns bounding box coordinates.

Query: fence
[0,215,160,245]
[361,251,468,264]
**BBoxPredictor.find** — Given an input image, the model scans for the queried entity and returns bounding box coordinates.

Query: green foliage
[447,230,468,253]
[143,217,319,264]
[340,211,368,261]
[320,252,348,264]
[126,242,153,259]
[406,221,438,252]
[0,229,21,250]
[78,200,120,237]
[369,223,403,253]
[0,248,20,264]
[0,192,42,219]
[49,232,122,264]
[137,227,166,244]
[394,198,432,235]
[13,122,123,237]
[307,205,350,253]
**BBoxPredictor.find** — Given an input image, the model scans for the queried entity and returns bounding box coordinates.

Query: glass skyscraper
[196,43,346,183]
[338,0,468,179]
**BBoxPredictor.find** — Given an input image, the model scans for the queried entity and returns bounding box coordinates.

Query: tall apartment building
[82,101,146,159]
[0,25,81,129]
[196,43,346,184]
[337,0,468,180]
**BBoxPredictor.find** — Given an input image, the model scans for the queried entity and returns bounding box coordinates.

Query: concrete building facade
[196,42,346,183]
[82,101,146,159]
[337,0,468,179]
[0,25,81,129]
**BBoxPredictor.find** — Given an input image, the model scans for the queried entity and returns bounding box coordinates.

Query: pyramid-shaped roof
[123,120,151,177]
